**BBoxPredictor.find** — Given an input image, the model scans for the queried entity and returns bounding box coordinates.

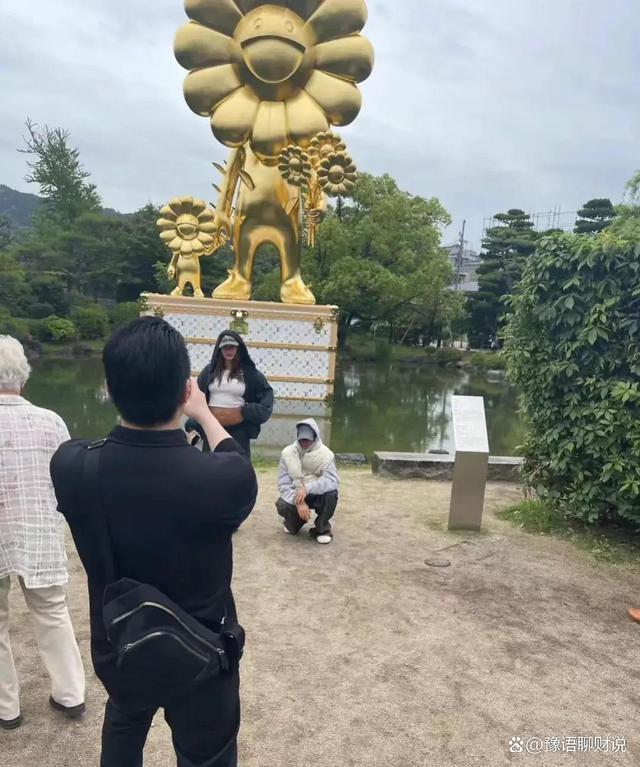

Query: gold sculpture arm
[212,148,252,243]
[167,252,179,280]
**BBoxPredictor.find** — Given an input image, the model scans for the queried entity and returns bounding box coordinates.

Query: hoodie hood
[295,418,323,453]
[210,329,256,370]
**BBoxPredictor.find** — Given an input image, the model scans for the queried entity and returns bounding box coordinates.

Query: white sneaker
[316,535,333,545]
[283,525,293,535]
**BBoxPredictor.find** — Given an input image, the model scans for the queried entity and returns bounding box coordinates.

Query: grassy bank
[498,500,640,566]
[342,335,506,372]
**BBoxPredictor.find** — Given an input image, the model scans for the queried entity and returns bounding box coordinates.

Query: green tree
[574,198,615,235]
[504,230,640,524]
[467,209,539,347]
[0,216,10,250]
[20,119,101,224]
[119,205,174,300]
[300,173,452,343]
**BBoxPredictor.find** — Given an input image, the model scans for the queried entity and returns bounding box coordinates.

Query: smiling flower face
[175,0,374,162]
[317,151,357,196]
[157,197,218,257]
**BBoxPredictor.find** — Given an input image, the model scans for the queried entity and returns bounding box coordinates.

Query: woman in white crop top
[188,331,273,457]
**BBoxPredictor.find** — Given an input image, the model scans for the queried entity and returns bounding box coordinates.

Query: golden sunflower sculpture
[175,0,374,162]
[317,151,357,196]
[157,197,219,298]
[308,130,347,166]
[278,145,312,187]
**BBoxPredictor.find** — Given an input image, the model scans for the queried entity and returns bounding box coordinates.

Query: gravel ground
[2,469,640,766]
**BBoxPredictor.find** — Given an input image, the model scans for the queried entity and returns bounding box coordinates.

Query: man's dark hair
[103,317,190,427]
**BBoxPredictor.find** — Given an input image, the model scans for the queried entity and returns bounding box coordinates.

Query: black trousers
[276,491,338,536]
[100,671,240,767]
[185,419,251,458]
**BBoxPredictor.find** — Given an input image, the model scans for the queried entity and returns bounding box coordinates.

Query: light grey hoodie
[278,419,339,504]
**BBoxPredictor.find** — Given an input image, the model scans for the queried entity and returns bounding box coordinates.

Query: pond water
[25,356,524,458]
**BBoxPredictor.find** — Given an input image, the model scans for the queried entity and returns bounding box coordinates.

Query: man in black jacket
[51,318,257,767]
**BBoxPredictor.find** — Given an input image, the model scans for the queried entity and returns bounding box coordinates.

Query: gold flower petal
[184,0,243,37]
[252,101,288,161]
[199,232,215,247]
[159,229,177,242]
[307,0,368,44]
[184,64,242,117]
[174,22,232,70]
[314,35,374,83]
[158,218,178,231]
[235,0,271,12]
[285,91,329,147]
[159,206,177,221]
[169,237,182,251]
[190,199,207,216]
[192,240,205,255]
[211,87,260,147]
[304,70,362,125]
[199,221,218,234]
[168,199,187,217]
[181,241,194,256]
[288,0,324,20]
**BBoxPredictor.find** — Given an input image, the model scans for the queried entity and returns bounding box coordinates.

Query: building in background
[443,243,480,293]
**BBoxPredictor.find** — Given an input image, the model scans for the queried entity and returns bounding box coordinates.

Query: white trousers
[0,576,85,720]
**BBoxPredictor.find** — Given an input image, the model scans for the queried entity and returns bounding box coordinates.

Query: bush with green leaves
[504,231,640,524]
[71,305,110,339]
[28,302,56,319]
[110,301,140,328]
[0,311,32,343]
[41,316,77,344]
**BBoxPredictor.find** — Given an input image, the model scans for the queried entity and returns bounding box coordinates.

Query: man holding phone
[51,318,257,767]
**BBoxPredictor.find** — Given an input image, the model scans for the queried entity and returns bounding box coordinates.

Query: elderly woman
[0,337,85,730]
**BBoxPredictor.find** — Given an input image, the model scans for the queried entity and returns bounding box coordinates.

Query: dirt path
[3,470,640,766]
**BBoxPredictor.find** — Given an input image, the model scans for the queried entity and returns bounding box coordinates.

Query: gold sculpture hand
[211,212,231,249]
[167,264,176,281]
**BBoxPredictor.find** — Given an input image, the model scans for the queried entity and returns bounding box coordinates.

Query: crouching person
[276,420,339,545]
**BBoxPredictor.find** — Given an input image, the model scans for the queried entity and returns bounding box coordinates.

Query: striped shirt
[0,395,70,588]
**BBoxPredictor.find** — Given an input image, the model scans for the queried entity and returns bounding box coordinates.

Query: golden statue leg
[277,226,316,306]
[191,273,204,299]
[212,225,255,301]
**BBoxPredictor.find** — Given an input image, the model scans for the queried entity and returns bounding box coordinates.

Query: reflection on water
[332,361,524,456]
[25,356,524,457]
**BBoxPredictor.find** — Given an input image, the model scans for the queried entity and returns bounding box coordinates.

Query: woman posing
[190,330,273,457]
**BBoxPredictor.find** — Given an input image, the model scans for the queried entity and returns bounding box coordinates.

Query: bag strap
[83,438,117,584]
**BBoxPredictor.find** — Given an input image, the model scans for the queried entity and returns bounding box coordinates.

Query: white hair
[0,336,31,391]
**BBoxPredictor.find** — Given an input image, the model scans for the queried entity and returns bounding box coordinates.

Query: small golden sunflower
[317,151,357,196]
[307,131,347,167]
[157,197,218,256]
[278,145,312,187]
[174,0,374,161]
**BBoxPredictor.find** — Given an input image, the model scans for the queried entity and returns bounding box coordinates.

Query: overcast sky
[1,0,638,247]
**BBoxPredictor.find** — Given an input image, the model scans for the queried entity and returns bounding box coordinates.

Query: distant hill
[0,184,42,229]
[0,184,127,232]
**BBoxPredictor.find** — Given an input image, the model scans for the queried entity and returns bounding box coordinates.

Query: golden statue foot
[281,277,316,305]
[212,270,252,301]
[194,288,205,298]
[171,286,184,297]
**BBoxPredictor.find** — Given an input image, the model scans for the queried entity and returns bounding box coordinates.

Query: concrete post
[448,396,489,532]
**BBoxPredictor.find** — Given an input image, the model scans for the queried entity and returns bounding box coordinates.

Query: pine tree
[574,199,615,235]
[19,119,101,224]
[467,209,539,347]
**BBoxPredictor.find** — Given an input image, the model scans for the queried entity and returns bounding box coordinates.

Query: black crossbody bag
[83,439,245,705]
